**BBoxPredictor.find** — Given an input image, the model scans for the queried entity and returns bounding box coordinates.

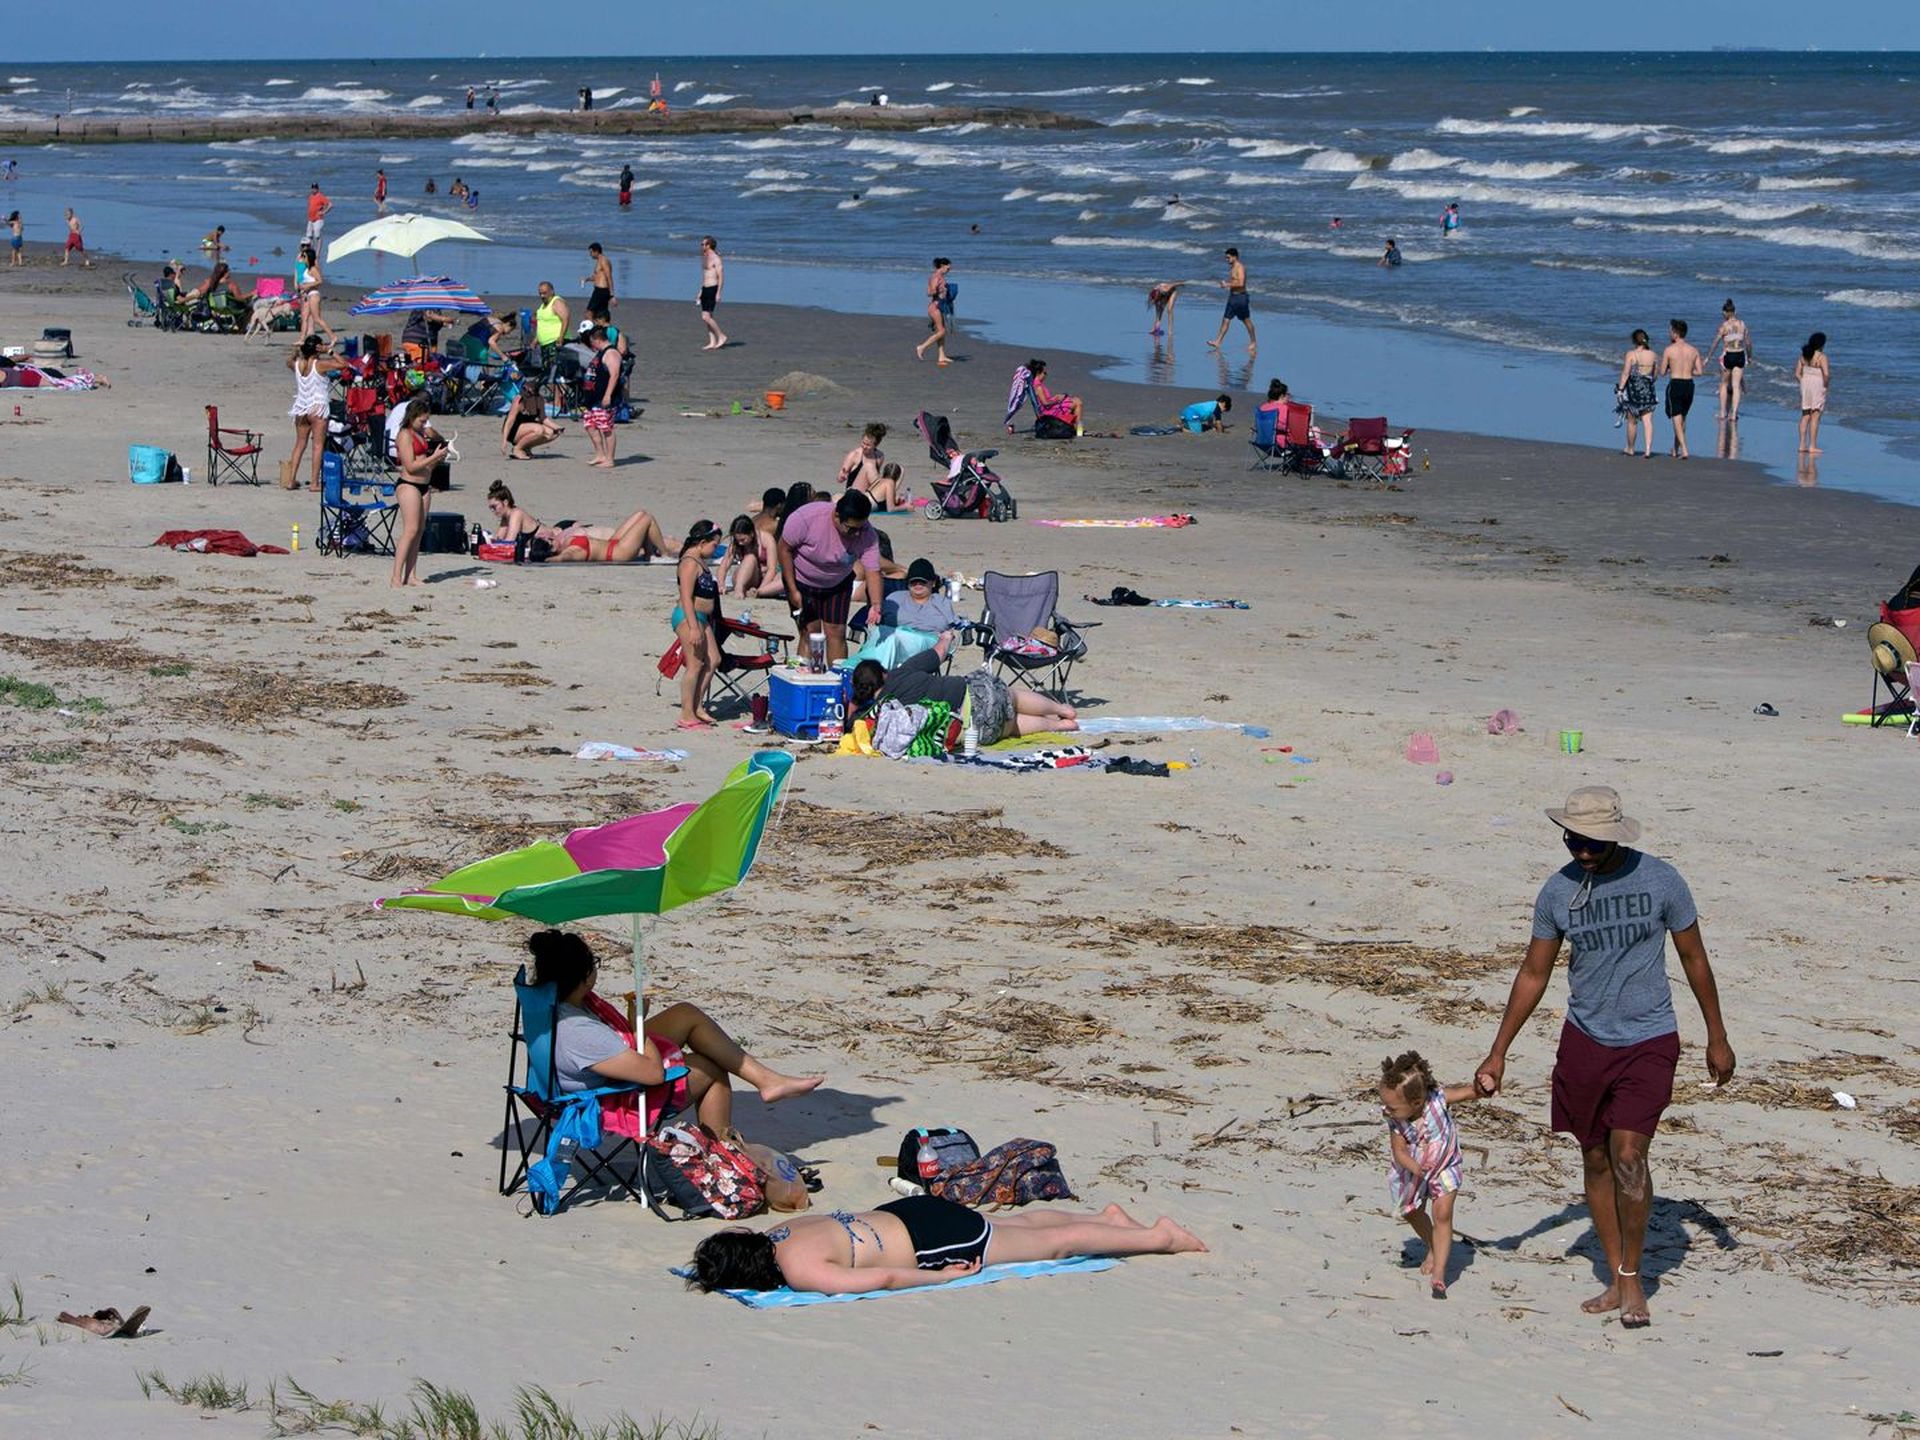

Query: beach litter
[1753,703,1778,717]
[574,742,691,763]
[1405,732,1439,764]
[57,1305,149,1338]
[1832,1091,1858,1110]
[1486,708,1523,735]
[1436,770,1454,785]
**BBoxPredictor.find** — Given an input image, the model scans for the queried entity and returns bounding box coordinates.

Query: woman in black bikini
[687,1196,1206,1295]
[391,399,446,587]
[1708,298,1752,421]
[499,381,564,459]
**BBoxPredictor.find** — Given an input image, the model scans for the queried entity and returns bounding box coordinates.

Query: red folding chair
[1279,403,1325,475]
[205,404,264,486]
[710,616,793,716]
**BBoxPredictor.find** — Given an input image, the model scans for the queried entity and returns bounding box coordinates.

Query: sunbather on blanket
[687,1195,1205,1295]
[850,630,1077,740]
[0,355,108,389]
[505,506,678,563]
[530,930,822,1134]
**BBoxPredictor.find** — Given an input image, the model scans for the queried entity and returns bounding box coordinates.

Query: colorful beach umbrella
[326,213,490,264]
[348,275,493,317]
[378,753,793,993]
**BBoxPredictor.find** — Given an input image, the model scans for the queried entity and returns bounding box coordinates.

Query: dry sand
[0,259,1915,1439]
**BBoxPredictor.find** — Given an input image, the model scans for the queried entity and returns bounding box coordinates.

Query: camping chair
[337,384,390,479]
[1338,416,1415,483]
[980,569,1093,699]
[123,273,160,328]
[204,405,264,485]
[707,616,793,715]
[1277,403,1327,476]
[500,965,689,1214]
[1248,403,1285,470]
[316,462,399,557]
[1868,622,1917,728]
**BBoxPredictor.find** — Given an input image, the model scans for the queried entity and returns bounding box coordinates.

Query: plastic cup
[1559,729,1584,754]
[750,694,769,726]
[807,634,827,673]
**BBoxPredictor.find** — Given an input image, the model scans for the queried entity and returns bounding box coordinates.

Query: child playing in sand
[1379,1050,1479,1299]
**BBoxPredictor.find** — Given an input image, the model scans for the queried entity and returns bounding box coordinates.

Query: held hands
[1473,1054,1505,1098]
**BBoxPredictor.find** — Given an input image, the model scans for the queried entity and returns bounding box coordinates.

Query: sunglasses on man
[1563,830,1614,857]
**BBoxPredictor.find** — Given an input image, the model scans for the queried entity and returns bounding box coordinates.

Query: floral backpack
[640,1123,766,1221]
[929,1138,1075,1210]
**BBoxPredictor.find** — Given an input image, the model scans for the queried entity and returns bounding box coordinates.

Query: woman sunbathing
[529,930,822,1137]
[850,630,1077,740]
[687,1197,1205,1295]
[545,508,677,563]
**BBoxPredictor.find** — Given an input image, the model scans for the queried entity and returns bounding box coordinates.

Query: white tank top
[290,357,328,416]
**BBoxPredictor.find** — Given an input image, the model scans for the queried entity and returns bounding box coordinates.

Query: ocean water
[3,53,1917,497]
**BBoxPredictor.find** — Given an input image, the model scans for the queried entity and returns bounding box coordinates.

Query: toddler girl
[1379,1050,1478,1298]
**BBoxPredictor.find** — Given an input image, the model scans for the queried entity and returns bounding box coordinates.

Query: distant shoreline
[0,104,1095,147]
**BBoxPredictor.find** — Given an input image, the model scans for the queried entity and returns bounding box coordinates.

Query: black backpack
[1033,415,1076,441]
[896,1126,980,1184]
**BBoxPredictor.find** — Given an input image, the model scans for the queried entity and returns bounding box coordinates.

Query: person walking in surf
[1208,247,1255,354]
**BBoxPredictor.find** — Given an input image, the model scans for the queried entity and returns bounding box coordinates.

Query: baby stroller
[915,411,1018,522]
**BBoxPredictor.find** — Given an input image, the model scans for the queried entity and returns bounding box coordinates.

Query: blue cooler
[768,669,849,740]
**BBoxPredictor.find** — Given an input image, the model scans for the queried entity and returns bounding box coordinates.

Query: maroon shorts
[1550,1022,1679,1151]
[797,575,853,628]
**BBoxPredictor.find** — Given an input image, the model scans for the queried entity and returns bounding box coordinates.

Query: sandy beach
[0,256,1916,1439]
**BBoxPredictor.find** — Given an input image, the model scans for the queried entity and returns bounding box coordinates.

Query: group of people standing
[1614,299,1830,460]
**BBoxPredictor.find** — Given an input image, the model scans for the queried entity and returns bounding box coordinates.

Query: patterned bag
[640,1123,766,1221]
[930,1138,1075,1210]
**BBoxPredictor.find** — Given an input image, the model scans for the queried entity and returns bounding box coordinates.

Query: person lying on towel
[850,630,1078,742]
[686,1195,1205,1295]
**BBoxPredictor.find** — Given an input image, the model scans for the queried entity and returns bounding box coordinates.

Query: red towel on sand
[152,529,290,556]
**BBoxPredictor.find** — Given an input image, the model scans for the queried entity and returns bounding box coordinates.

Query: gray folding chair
[979,570,1092,699]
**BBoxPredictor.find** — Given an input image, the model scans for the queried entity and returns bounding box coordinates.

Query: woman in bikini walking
[1708,298,1752,422]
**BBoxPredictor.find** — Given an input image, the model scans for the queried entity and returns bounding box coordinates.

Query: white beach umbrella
[326,213,491,264]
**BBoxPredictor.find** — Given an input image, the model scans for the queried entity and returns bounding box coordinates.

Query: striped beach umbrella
[377,753,793,994]
[348,275,493,316]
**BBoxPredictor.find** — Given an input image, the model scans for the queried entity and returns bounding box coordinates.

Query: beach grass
[0,1277,26,1327]
[0,675,104,712]
[134,1372,725,1438]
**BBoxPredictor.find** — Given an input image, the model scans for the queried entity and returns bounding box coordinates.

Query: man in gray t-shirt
[1475,787,1734,1331]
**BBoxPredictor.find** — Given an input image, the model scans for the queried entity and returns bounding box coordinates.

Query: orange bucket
[763,390,786,411]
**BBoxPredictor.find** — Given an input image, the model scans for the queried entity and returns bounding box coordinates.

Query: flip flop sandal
[57,1305,149,1338]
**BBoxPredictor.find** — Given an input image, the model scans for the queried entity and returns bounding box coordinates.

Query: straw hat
[1868,622,1916,677]
[1546,786,1642,845]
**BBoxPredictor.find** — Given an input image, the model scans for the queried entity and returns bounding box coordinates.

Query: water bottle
[915,1138,940,1182]
[1187,749,1201,769]
[289,523,300,553]
[738,609,751,627]
[551,1134,580,1181]
[1422,449,1431,472]
[962,723,978,758]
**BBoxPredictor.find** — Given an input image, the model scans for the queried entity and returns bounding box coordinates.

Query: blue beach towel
[673,1255,1120,1308]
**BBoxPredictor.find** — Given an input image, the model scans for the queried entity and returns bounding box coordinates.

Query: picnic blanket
[1031,514,1195,529]
[574,742,691,763]
[1077,716,1268,737]
[152,529,289,557]
[1153,599,1249,610]
[675,1255,1120,1308]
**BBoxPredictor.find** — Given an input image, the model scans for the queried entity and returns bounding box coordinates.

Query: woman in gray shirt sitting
[880,558,959,632]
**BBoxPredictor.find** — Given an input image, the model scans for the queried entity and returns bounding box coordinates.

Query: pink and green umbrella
[379,753,792,989]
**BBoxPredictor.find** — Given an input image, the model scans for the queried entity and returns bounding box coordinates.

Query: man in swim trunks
[1658,319,1705,460]
[1474,786,1734,1331]
[583,241,613,321]
[1208,246,1255,354]
[579,323,620,469]
[778,491,884,666]
[687,1195,1205,1295]
[61,208,89,269]
[304,183,331,245]
[698,235,728,351]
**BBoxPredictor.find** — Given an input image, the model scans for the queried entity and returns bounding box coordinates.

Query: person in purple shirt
[776,490,884,665]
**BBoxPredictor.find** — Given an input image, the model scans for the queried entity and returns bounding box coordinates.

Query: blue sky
[6,2,1915,60]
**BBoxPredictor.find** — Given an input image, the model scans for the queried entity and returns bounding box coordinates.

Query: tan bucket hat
[1868,622,1916,678]
[1546,785,1642,845]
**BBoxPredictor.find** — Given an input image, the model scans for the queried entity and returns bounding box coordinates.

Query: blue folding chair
[500,964,690,1215]
[316,455,399,557]
[1248,404,1284,471]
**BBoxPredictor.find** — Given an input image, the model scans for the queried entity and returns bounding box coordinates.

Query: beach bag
[129,444,181,485]
[895,1126,980,1184]
[640,1123,766,1221]
[1033,415,1076,441]
[931,1138,1075,1210]
[742,1142,821,1213]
